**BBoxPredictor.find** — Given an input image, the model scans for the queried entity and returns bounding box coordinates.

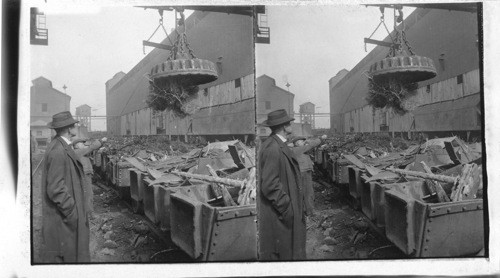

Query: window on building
[426,85,431,94]
[36,131,42,136]
[235,78,241,88]
[41,103,48,112]
[457,74,463,84]
[381,111,387,125]
[37,138,47,147]
[265,101,271,110]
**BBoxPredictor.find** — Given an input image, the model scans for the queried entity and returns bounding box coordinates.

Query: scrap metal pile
[364,6,437,115]
[145,9,218,117]
[101,136,197,158]
[320,133,418,165]
[314,134,484,257]
[338,136,483,202]
[93,138,257,261]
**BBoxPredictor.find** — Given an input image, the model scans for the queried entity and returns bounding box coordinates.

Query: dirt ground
[32,150,404,263]
[31,152,190,263]
[305,167,406,260]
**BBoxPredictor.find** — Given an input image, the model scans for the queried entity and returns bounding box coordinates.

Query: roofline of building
[257,74,273,80]
[273,85,294,96]
[76,104,91,108]
[328,69,349,83]
[31,83,72,99]
[105,71,126,86]
[257,74,295,96]
[32,76,50,83]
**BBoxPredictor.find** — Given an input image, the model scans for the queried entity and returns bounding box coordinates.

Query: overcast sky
[30,4,190,130]
[256,5,413,128]
[30,3,409,130]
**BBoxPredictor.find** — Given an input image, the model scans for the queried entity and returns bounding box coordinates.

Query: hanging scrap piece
[365,6,437,115]
[146,9,218,117]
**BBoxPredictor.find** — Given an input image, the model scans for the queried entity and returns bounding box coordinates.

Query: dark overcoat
[258,134,306,260]
[40,136,90,263]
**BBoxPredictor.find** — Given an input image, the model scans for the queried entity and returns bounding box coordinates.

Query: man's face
[284,122,293,135]
[68,125,77,137]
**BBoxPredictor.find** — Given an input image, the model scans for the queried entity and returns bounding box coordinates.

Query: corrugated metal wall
[106,11,254,136]
[197,74,254,107]
[341,69,480,133]
[331,8,480,135]
[192,98,255,135]
[117,74,254,136]
[414,93,480,131]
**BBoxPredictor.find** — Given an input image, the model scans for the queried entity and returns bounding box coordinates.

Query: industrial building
[30,76,71,146]
[106,10,255,142]
[298,101,316,129]
[256,74,311,137]
[75,104,91,132]
[329,7,480,139]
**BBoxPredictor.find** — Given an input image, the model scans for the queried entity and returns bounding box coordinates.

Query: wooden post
[207,165,236,207]
[420,161,450,202]
[451,164,472,201]
[386,167,457,184]
[171,170,244,187]
[451,164,480,201]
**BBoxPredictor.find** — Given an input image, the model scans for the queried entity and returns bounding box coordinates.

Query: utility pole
[285,82,292,117]
[63,84,69,111]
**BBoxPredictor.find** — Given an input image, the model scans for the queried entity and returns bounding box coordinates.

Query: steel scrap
[105,138,256,207]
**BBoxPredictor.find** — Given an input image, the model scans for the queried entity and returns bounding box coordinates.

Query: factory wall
[256,75,297,137]
[330,8,480,134]
[256,75,295,125]
[31,77,71,124]
[340,69,480,133]
[106,10,254,136]
[30,77,72,145]
[116,73,255,136]
[329,69,349,133]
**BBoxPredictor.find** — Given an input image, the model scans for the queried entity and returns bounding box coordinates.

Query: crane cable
[143,10,174,55]
[365,7,394,52]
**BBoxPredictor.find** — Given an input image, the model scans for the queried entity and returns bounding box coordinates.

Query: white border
[8,0,500,276]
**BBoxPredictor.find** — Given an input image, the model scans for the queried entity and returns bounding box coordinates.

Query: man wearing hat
[73,137,107,219]
[40,111,90,262]
[258,109,306,260]
[290,135,327,216]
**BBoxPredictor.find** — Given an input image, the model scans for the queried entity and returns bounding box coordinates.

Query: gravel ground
[31,152,191,263]
[305,169,406,260]
[31,150,406,263]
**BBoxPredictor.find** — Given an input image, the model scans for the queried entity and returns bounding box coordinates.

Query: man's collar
[276,134,287,143]
[60,136,72,146]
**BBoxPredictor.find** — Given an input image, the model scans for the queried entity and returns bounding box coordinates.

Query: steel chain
[401,31,415,56]
[167,10,196,60]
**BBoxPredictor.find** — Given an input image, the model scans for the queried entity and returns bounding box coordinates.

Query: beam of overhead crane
[366,3,477,13]
[136,5,265,17]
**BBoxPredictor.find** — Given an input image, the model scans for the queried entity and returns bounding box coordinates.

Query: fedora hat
[47,111,79,129]
[261,109,295,127]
